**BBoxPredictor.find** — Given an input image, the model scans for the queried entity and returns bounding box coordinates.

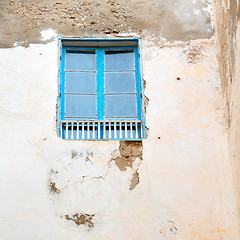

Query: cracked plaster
[0,2,239,238]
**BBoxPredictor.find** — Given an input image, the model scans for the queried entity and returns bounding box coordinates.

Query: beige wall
[0,38,238,239]
[213,0,240,236]
[0,0,240,239]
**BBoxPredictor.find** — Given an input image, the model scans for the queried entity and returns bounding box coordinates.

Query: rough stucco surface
[0,0,213,48]
[213,0,240,236]
[0,0,240,239]
[0,38,239,239]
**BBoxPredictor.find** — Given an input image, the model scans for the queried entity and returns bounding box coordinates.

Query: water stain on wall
[0,0,213,48]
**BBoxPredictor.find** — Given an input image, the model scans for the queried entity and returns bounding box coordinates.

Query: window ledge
[60,120,143,141]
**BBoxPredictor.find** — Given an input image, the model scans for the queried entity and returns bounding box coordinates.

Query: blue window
[57,38,146,140]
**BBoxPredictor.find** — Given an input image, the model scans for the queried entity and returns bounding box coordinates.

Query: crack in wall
[159,221,178,240]
[78,158,113,184]
[49,142,143,199]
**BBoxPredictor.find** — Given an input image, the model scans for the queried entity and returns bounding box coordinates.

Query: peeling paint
[129,171,139,191]
[111,141,142,172]
[71,150,78,159]
[64,213,95,230]
[0,7,239,237]
[182,43,203,64]
[49,169,60,194]
[71,150,93,163]
[49,181,60,195]
[41,29,57,41]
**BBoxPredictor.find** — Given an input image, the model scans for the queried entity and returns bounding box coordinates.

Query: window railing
[60,120,142,140]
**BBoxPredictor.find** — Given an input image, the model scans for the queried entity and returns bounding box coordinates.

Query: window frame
[57,38,146,140]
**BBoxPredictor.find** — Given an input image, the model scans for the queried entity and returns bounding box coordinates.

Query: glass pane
[105,50,134,71]
[65,95,96,118]
[66,51,96,71]
[105,72,136,93]
[105,94,137,117]
[65,72,96,94]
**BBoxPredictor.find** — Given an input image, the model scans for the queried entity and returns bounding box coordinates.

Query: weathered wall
[0,38,238,239]
[0,0,213,47]
[0,0,239,239]
[213,0,240,236]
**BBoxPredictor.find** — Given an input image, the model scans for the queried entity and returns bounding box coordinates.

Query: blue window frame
[57,38,146,140]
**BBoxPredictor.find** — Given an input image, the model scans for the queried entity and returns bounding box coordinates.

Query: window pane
[105,50,134,71]
[65,72,96,94]
[66,51,96,71]
[65,95,96,118]
[105,94,137,117]
[105,72,136,93]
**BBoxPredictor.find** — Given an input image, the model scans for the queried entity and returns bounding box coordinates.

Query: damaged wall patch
[64,213,95,230]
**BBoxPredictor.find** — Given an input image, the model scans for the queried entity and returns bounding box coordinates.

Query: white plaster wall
[0,38,238,239]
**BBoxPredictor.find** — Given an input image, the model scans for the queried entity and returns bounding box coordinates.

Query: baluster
[71,122,74,139]
[135,122,139,139]
[130,122,133,139]
[76,122,79,139]
[109,122,112,139]
[119,122,122,139]
[139,122,142,139]
[92,122,95,140]
[103,122,106,139]
[60,122,63,139]
[125,121,128,139]
[87,122,90,139]
[98,122,101,139]
[114,121,117,139]
[66,122,69,139]
[82,122,85,140]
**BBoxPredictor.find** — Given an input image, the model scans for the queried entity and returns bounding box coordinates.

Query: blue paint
[135,47,142,122]
[61,48,66,121]
[65,50,96,71]
[57,38,146,140]
[57,39,62,137]
[99,48,105,120]
[137,38,147,139]
[96,48,101,120]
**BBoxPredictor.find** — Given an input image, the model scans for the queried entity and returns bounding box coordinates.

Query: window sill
[59,120,143,141]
